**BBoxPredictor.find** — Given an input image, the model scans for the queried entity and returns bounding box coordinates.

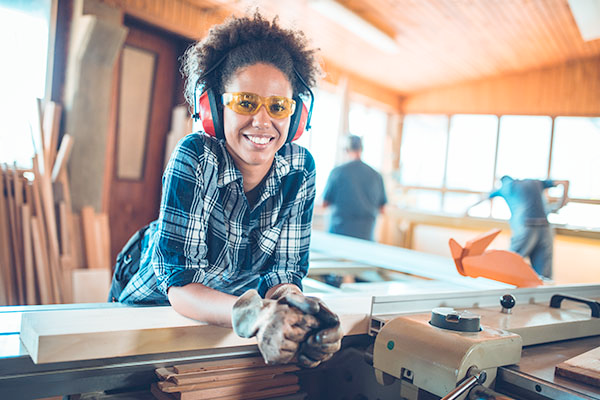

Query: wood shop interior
[1,1,600,400]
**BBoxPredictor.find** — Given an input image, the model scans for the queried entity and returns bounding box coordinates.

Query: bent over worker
[467,176,569,279]
[108,12,342,368]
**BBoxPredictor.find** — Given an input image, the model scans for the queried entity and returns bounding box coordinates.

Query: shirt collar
[216,143,293,190]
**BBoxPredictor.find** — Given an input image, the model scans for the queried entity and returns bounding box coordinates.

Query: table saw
[0,232,598,399]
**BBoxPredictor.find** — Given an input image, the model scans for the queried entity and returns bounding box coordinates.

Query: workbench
[1,232,598,399]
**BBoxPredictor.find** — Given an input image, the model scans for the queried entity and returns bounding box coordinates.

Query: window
[295,88,342,199]
[0,0,53,168]
[398,115,448,187]
[496,115,552,180]
[348,102,387,172]
[446,114,497,192]
[551,117,600,199]
[396,113,599,228]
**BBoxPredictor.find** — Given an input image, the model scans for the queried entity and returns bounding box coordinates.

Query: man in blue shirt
[108,13,342,368]
[322,135,387,241]
[469,176,569,279]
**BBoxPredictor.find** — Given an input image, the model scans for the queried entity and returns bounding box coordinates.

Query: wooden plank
[0,167,15,304]
[158,374,273,392]
[51,134,73,183]
[172,365,298,386]
[555,346,600,387]
[58,201,70,257]
[21,204,38,305]
[32,156,62,302]
[96,213,111,270]
[173,356,266,374]
[42,101,62,172]
[160,373,297,393]
[30,217,53,304]
[177,383,299,400]
[70,213,85,269]
[19,296,369,364]
[5,166,24,303]
[81,206,100,269]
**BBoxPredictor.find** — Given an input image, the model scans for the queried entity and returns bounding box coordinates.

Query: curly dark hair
[181,11,321,110]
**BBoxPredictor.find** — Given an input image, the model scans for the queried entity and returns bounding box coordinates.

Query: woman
[109,12,342,367]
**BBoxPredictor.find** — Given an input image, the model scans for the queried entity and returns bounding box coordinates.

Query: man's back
[491,178,554,228]
[323,160,387,240]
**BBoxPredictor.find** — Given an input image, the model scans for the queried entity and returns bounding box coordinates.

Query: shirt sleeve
[379,174,388,206]
[151,136,210,296]
[322,168,337,204]
[257,151,316,296]
[542,179,555,189]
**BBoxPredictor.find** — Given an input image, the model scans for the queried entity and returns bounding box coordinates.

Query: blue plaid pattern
[118,133,316,305]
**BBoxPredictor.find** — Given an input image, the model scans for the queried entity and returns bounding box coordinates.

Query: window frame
[396,113,600,219]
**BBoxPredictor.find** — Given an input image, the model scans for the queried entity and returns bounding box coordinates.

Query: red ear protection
[198,89,220,138]
[197,89,309,143]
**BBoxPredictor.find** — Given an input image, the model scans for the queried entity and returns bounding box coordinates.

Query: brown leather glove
[280,292,343,368]
[231,289,320,365]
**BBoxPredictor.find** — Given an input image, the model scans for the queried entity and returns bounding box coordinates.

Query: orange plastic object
[449,229,543,287]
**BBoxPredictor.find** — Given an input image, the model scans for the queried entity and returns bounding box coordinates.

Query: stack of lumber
[0,99,111,305]
[150,356,305,400]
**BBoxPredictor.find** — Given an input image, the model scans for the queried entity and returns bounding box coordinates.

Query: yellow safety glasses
[222,92,296,119]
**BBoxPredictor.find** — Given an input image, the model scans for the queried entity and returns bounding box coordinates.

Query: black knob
[500,294,516,313]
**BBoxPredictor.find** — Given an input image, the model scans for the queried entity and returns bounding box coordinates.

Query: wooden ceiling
[189,0,600,95]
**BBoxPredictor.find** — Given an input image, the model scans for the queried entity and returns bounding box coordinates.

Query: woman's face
[222,63,293,175]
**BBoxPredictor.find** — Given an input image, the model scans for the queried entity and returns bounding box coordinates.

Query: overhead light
[567,0,600,41]
[308,0,399,54]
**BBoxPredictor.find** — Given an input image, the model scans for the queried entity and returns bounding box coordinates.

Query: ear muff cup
[288,96,308,143]
[198,88,224,140]
[198,89,308,143]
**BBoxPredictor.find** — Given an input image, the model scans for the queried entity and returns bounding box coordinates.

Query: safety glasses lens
[223,93,295,119]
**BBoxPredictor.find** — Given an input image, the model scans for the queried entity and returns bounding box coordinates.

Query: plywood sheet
[556,346,600,387]
[19,296,370,364]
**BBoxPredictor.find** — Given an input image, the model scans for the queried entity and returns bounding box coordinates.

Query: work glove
[231,289,320,365]
[271,286,343,369]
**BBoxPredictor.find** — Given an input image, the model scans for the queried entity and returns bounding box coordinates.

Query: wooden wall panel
[403,56,600,116]
[100,0,227,40]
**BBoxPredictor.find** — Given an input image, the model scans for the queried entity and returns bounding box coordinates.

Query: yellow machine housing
[373,312,522,398]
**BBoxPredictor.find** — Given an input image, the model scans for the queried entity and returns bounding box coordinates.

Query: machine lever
[441,367,487,400]
[549,294,600,318]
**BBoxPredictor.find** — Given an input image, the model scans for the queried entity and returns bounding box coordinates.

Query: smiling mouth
[244,135,274,145]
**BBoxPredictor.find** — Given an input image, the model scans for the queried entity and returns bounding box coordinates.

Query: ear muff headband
[193,63,314,143]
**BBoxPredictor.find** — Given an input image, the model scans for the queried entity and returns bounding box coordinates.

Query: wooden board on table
[19,296,370,364]
[151,382,300,400]
[158,373,278,393]
[161,373,298,394]
[555,346,600,387]
[169,365,298,386]
[173,356,266,374]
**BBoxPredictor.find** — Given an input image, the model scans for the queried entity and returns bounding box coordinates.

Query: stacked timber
[0,100,111,305]
[151,356,305,400]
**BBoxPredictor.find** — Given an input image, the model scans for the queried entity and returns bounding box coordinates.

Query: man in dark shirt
[322,135,387,241]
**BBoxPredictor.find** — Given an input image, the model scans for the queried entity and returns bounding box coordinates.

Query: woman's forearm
[168,283,238,328]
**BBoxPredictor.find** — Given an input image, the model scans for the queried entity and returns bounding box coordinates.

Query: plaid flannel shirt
[118,133,316,305]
